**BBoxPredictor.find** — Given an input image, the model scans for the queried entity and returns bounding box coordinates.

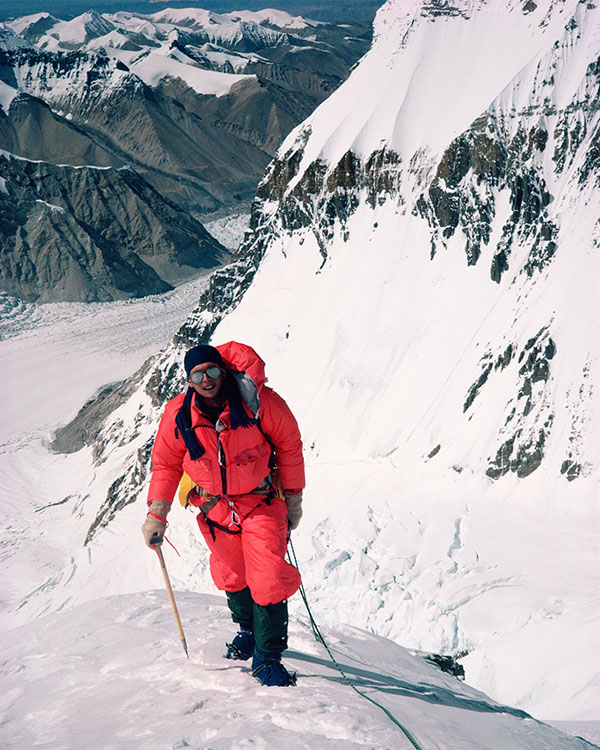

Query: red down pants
[196,493,301,606]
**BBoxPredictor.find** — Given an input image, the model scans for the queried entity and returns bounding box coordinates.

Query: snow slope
[223,8,320,30]
[118,45,253,97]
[0,80,18,112]
[0,590,594,750]
[0,283,597,747]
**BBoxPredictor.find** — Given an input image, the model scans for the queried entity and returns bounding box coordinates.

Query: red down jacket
[147,341,305,505]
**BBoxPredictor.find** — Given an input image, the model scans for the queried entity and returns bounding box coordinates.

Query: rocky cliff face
[0,151,226,302]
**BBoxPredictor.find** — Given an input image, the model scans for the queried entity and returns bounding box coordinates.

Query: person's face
[189,362,224,400]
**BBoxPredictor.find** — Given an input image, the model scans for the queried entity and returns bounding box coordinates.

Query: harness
[187,475,281,542]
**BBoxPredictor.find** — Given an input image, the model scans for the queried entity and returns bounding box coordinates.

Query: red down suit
[147,341,305,605]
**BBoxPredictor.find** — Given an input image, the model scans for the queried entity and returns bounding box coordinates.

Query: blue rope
[287,539,424,750]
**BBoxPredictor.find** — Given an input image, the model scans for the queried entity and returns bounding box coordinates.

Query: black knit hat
[184,344,223,377]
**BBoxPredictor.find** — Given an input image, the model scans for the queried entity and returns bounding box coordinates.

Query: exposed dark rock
[365,149,402,207]
[486,435,516,480]
[484,330,556,479]
[423,652,466,679]
[524,220,558,277]
[553,116,585,175]
[416,114,561,282]
[560,460,582,481]
[145,362,185,409]
[496,344,515,370]
[513,428,548,478]
[522,1,538,14]
[421,3,469,19]
[255,146,403,264]
[464,345,516,413]
[464,361,494,413]
[51,373,143,455]
[0,152,226,302]
[578,121,600,188]
[416,118,505,267]
[518,330,556,382]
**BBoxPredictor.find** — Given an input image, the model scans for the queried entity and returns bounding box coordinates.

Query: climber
[141,341,304,686]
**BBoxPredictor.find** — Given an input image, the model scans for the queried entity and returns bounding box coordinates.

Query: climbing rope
[287,539,424,750]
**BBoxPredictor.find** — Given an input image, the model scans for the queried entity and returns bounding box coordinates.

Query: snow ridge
[0,591,594,750]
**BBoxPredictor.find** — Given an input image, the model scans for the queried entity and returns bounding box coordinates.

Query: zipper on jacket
[216,425,227,494]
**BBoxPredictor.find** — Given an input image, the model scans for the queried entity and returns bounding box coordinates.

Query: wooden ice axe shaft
[154,542,189,659]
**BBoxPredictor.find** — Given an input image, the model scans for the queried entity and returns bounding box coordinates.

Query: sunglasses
[189,365,222,384]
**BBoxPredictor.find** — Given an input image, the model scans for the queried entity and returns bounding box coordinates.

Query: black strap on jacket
[175,388,204,459]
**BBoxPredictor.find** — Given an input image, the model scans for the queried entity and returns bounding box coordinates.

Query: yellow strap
[270,467,285,501]
[178,472,196,508]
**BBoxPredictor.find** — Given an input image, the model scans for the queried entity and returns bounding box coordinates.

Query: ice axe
[152,537,189,660]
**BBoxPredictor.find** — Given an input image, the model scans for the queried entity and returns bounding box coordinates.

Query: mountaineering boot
[251,648,297,686]
[226,629,255,660]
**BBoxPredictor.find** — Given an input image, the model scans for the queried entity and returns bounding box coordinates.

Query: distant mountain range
[0,6,371,301]
[0,1,382,25]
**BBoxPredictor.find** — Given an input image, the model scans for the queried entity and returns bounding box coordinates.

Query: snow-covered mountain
[1,0,598,739]
[10,8,316,52]
[0,1,383,25]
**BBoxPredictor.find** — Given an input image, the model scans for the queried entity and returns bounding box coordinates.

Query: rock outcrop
[0,151,226,302]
